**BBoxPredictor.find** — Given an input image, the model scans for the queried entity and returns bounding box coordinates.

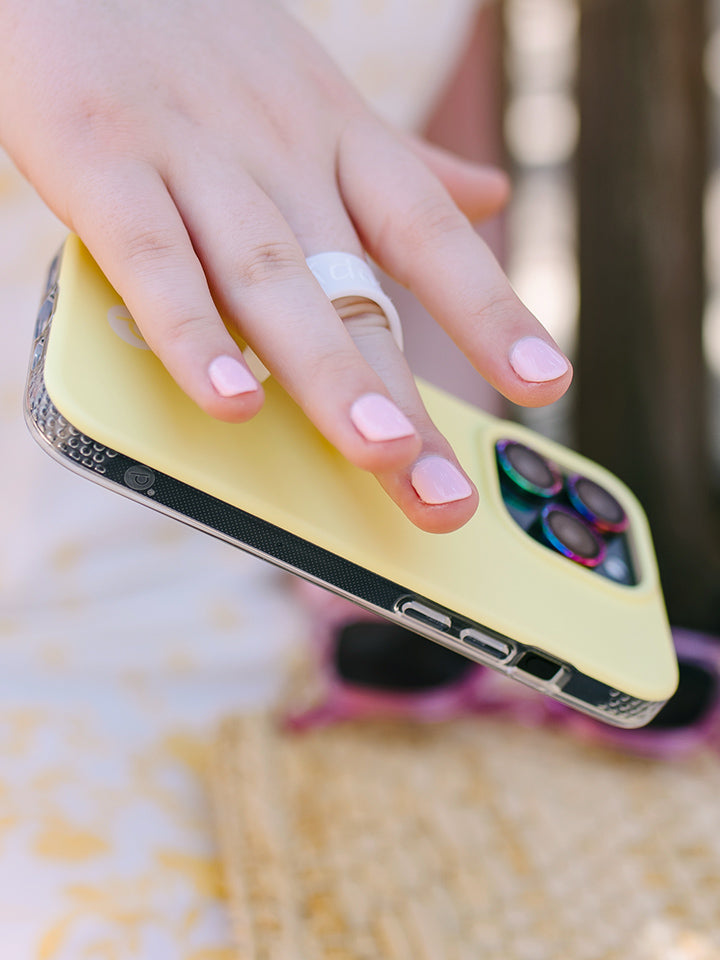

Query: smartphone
[25,235,678,727]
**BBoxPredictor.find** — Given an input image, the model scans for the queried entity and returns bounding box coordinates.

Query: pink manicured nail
[411,457,473,505]
[350,393,416,442]
[509,337,570,382]
[208,356,259,397]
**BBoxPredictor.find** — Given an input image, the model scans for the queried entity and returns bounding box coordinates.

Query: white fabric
[288,0,484,130]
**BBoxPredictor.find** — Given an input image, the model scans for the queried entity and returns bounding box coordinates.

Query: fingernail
[350,393,416,442]
[411,456,473,505]
[509,337,570,383]
[208,356,259,397]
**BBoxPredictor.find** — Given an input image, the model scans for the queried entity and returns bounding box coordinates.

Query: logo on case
[107,305,150,350]
[124,465,155,492]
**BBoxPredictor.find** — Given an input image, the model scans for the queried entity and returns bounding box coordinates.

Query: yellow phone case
[26,236,678,725]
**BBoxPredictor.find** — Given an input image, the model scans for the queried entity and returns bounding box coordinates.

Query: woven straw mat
[211,713,720,960]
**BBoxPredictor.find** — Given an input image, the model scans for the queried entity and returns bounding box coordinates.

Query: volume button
[399,600,452,631]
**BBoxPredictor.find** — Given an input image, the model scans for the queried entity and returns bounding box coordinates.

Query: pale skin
[1,0,572,533]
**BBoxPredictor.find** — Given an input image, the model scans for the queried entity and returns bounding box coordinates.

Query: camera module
[495,438,637,584]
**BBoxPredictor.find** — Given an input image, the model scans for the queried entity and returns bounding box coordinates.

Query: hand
[1,0,572,532]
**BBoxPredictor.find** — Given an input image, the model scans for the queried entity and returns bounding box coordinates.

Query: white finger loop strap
[305,252,403,351]
[241,252,403,383]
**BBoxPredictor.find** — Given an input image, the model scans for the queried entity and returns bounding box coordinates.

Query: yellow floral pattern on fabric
[0,710,248,959]
[33,818,111,861]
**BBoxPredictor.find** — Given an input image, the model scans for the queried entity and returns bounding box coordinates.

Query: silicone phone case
[25,236,678,726]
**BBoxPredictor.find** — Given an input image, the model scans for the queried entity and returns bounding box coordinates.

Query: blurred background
[502,0,720,635]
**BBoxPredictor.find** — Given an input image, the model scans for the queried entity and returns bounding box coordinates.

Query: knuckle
[154,309,208,348]
[120,225,181,272]
[59,93,139,161]
[402,196,469,248]
[236,241,305,288]
[342,308,391,339]
[60,93,114,139]
[474,286,522,323]
[308,346,358,384]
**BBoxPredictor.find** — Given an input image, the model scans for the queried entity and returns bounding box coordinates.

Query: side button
[35,292,56,337]
[460,628,512,661]
[398,600,452,631]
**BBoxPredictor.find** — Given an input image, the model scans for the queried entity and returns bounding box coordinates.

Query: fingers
[66,131,566,537]
[341,302,478,533]
[69,155,473,531]
[70,160,265,423]
[338,118,573,408]
[168,154,477,530]
[164,156,425,476]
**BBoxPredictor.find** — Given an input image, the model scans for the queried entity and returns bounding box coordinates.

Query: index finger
[337,119,573,408]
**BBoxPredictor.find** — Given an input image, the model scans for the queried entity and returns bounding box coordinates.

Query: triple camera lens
[496,439,630,575]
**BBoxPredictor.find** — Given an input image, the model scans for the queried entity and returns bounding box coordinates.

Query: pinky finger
[404,134,510,222]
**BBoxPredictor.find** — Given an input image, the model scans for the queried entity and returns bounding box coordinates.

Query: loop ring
[242,252,403,382]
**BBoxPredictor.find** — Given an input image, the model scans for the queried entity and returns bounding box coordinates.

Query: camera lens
[540,504,606,567]
[567,475,628,533]
[496,440,563,497]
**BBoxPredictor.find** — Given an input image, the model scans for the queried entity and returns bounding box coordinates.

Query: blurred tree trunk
[576,0,720,630]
